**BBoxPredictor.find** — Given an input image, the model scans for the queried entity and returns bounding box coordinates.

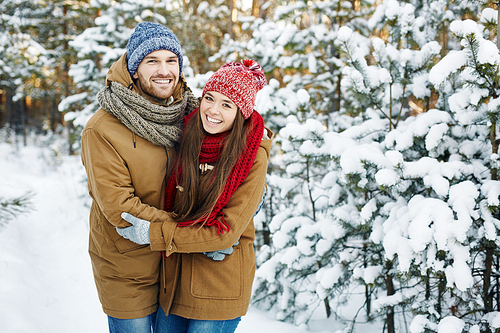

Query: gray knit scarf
[97,81,198,147]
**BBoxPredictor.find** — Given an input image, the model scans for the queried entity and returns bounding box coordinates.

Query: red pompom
[222,59,267,91]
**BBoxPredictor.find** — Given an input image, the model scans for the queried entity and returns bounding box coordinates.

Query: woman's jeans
[156,306,241,333]
[108,311,157,333]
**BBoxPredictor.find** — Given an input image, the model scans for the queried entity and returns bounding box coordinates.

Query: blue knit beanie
[126,22,183,77]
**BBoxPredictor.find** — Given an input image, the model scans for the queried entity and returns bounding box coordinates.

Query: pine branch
[0,192,34,229]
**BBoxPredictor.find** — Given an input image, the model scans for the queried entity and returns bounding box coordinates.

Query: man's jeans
[156,306,241,333]
[108,311,157,333]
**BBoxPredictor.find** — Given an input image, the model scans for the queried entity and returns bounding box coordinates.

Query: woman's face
[199,91,238,134]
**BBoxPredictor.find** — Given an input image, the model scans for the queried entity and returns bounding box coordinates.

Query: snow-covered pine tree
[325,3,500,333]
[252,0,495,331]
[328,1,474,331]
[252,90,350,326]
[421,10,500,332]
[0,0,51,144]
[253,0,448,330]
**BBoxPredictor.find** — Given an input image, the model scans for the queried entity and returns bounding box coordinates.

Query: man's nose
[157,61,170,75]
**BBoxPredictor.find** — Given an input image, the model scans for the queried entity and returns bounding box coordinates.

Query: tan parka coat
[149,128,274,320]
[81,53,197,319]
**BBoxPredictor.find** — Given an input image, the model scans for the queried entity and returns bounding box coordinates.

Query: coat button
[169,245,173,251]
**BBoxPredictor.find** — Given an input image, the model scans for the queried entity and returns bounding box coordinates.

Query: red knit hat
[202,59,267,119]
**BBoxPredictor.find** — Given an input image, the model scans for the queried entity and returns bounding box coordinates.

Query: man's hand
[203,240,239,261]
[116,212,151,245]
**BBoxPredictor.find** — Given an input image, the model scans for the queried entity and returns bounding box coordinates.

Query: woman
[118,59,273,333]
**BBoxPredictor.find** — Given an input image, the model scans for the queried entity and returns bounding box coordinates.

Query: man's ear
[132,72,138,79]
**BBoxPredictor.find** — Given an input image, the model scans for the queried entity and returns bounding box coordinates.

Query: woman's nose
[208,103,222,115]
[210,105,221,114]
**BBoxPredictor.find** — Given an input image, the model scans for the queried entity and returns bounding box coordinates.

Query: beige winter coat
[81,53,197,319]
[149,129,274,320]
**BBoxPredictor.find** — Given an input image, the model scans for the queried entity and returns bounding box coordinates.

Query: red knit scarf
[164,108,264,234]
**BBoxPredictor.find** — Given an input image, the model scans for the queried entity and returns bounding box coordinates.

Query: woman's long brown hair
[171,108,251,223]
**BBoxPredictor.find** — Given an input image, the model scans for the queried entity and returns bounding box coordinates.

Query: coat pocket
[99,211,148,254]
[190,247,243,299]
[114,236,149,253]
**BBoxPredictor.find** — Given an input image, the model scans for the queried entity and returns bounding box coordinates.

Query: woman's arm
[149,146,269,253]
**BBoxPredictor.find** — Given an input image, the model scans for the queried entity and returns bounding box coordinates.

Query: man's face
[133,50,180,101]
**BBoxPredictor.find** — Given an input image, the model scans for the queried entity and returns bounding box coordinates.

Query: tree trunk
[21,97,27,146]
[317,260,332,318]
[497,256,500,311]
[324,298,332,318]
[252,0,259,18]
[228,0,236,39]
[365,284,371,318]
[484,246,494,313]
[50,97,57,132]
[437,274,446,316]
[425,270,430,300]
[491,121,498,180]
[6,88,13,122]
[385,273,395,333]
[497,1,500,49]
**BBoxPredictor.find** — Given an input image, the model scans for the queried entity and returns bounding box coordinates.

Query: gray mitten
[203,240,239,261]
[116,212,151,245]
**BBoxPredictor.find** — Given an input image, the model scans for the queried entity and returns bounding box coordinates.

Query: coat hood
[260,127,274,159]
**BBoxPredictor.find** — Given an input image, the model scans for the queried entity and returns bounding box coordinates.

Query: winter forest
[4,0,500,332]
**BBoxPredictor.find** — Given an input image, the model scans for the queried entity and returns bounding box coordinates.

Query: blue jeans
[156,306,241,333]
[108,311,157,333]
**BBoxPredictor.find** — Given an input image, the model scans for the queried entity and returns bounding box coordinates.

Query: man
[81,22,198,333]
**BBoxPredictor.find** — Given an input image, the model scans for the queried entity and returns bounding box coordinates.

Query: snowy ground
[0,138,369,332]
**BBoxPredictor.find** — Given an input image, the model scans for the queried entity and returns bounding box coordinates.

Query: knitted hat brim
[127,37,183,77]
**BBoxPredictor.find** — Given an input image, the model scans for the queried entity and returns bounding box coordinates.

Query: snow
[450,19,482,37]
[480,8,498,24]
[58,92,88,112]
[317,265,343,289]
[428,50,467,86]
[437,316,465,333]
[296,89,310,104]
[0,139,335,333]
[375,168,399,186]
[410,315,437,333]
[0,141,106,332]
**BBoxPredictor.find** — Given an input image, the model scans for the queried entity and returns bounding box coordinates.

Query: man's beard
[135,73,177,101]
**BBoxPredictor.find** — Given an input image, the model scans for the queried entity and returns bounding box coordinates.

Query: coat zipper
[163,146,170,293]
